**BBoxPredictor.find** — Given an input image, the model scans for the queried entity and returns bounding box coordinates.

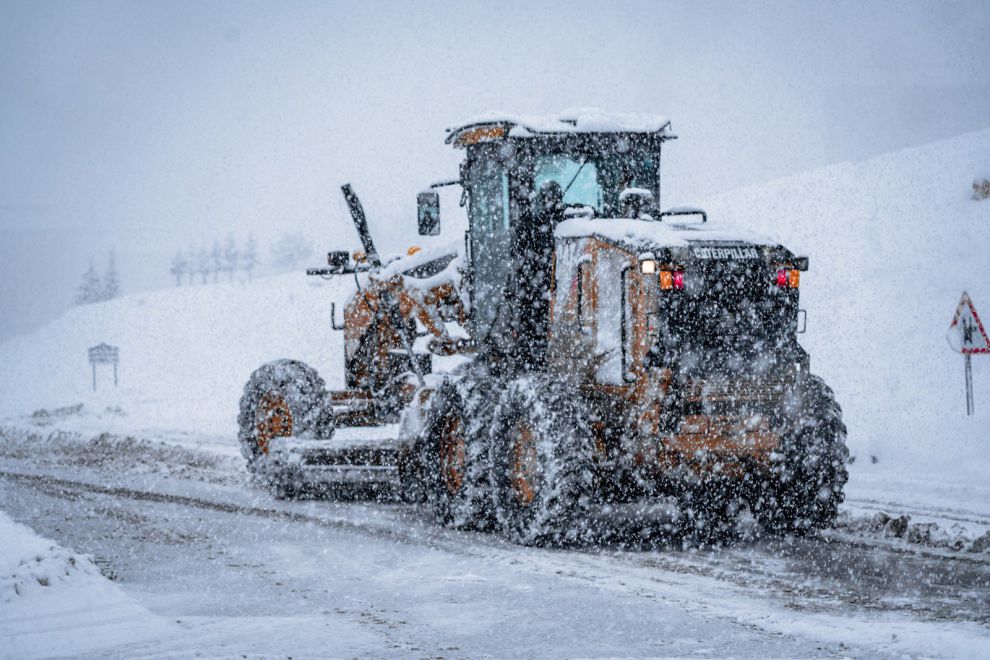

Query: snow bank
[0,510,171,657]
[0,512,97,600]
[698,128,990,513]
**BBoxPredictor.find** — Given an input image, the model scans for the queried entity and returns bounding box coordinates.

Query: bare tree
[242,234,259,281]
[210,240,223,283]
[170,250,188,286]
[223,235,238,282]
[196,248,210,284]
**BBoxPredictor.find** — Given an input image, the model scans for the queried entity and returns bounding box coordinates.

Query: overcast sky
[2,0,989,340]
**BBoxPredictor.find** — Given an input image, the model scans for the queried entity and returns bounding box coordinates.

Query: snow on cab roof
[555,217,778,251]
[446,108,675,147]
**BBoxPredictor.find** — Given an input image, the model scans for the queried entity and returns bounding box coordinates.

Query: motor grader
[238,110,848,545]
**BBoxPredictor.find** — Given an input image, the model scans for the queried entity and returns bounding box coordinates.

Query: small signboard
[947,293,987,416]
[88,343,119,390]
[947,292,990,354]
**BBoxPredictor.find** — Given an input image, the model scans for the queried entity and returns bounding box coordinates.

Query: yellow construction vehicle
[238,110,848,545]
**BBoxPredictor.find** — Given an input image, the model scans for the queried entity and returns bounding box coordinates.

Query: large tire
[421,372,498,528]
[489,375,594,545]
[754,374,849,535]
[677,478,741,547]
[237,359,335,498]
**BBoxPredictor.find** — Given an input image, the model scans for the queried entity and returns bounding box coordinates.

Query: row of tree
[76,251,122,305]
[170,235,259,285]
[169,233,315,286]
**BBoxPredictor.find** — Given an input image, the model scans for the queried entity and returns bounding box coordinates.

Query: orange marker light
[776,268,801,288]
[659,271,673,290]
[453,125,507,146]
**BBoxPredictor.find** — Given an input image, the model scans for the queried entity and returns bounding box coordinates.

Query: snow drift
[0,510,172,658]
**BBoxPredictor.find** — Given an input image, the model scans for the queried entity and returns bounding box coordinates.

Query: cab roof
[446,108,675,148]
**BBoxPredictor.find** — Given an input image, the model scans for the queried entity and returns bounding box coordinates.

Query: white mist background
[2,0,989,340]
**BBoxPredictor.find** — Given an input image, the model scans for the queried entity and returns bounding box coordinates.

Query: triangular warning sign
[947,292,990,354]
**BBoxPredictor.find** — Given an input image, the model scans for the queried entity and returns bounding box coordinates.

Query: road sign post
[88,343,119,391]
[946,292,989,415]
[965,354,974,415]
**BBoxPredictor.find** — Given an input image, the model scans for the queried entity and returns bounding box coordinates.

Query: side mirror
[417,191,441,236]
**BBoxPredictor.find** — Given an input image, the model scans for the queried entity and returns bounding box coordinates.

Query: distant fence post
[88,343,120,391]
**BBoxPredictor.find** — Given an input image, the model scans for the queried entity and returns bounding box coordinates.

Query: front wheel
[422,373,498,528]
[489,375,595,545]
[237,359,335,497]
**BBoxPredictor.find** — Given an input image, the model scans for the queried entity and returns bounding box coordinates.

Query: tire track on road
[3,467,988,629]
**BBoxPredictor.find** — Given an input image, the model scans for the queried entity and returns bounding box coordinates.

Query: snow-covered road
[2,431,988,658]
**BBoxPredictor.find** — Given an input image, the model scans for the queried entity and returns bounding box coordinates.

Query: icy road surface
[1,432,989,658]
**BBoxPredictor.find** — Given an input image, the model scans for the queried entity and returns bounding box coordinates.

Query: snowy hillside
[0,273,356,438]
[1,129,988,513]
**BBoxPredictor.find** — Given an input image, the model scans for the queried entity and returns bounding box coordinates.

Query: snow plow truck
[238,110,848,545]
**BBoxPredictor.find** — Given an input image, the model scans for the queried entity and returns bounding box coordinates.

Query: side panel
[595,249,627,385]
[549,237,642,387]
[548,238,596,377]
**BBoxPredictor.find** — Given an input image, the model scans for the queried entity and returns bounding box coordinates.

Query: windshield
[533,156,603,210]
[532,147,657,216]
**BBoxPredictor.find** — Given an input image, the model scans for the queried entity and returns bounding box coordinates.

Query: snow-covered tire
[677,479,741,547]
[754,374,849,535]
[422,373,498,528]
[237,359,335,498]
[489,375,594,546]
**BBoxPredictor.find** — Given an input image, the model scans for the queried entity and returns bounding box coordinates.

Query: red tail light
[776,268,800,288]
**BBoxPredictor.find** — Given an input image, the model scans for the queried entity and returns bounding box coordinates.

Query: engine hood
[554,216,781,255]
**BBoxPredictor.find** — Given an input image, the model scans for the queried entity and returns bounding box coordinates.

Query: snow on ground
[0,509,173,658]
[1,460,988,658]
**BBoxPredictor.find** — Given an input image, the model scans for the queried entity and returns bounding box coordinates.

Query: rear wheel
[753,374,849,535]
[677,479,741,547]
[237,359,335,497]
[489,375,594,545]
[423,373,497,528]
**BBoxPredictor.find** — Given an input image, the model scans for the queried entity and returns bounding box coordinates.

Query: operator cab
[442,110,676,340]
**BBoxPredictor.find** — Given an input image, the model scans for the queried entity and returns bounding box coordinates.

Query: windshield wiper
[563,157,588,196]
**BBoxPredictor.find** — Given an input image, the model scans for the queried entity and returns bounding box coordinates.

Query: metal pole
[965,354,974,415]
[92,363,97,391]
[113,362,118,386]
